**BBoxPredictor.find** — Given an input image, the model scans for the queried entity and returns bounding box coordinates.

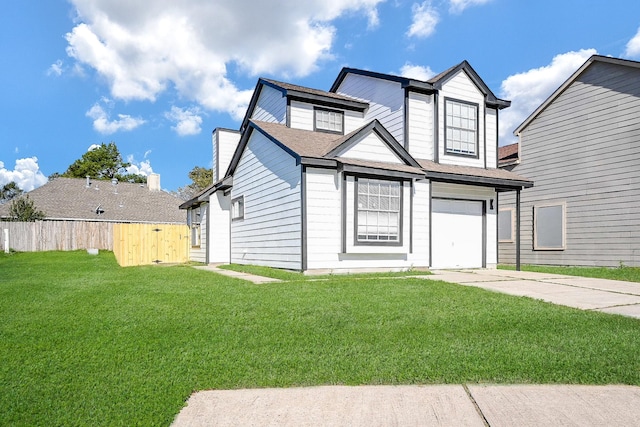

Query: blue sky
[2,0,640,192]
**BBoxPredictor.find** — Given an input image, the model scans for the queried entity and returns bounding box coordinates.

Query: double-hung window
[356,178,401,244]
[445,98,478,156]
[315,108,343,133]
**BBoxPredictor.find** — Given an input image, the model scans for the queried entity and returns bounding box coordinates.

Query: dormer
[240,78,369,135]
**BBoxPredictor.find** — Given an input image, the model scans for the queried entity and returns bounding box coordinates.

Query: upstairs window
[231,196,244,221]
[356,178,401,244]
[445,98,478,156]
[315,108,343,133]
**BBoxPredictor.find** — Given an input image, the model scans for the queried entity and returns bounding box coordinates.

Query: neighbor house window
[534,203,565,250]
[356,178,401,244]
[231,196,244,220]
[445,98,478,156]
[315,108,343,133]
[498,208,514,242]
[189,207,201,247]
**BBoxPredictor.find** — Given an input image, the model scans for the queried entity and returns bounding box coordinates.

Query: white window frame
[355,177,402,246]
[189,207,201,247]
[444,98,478,157]
[534,202,566,250]
[498,208,515,243]
[231,196,244,221]
[314,108,344,134]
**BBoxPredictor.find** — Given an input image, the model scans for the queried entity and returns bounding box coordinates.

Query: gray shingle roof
[0,177,186,223]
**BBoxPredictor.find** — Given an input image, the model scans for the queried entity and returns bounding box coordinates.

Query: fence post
[3,228,8,253]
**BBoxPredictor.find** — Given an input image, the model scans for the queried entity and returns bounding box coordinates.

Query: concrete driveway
[422,269,640,319]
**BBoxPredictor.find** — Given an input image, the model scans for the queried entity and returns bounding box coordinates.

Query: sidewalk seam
[463,384,490,427]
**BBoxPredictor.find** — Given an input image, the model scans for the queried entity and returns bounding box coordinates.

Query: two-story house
[181,61,532,273]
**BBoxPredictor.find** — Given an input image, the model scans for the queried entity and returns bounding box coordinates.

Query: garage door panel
[432,200,484,269]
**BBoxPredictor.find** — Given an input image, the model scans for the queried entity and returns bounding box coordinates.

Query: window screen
[498,209,513,242]
[534,204,565,250]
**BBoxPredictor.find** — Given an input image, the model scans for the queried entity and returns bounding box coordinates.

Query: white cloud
[86,101,145,134]
[0,157,48,192]
[407,1,439,38]
[65,0,384,120]
[449,0,492,14]
[87,144,101,151]
[125,155,153,177]
[498,49,596,144]
[165,106,203,136]
[399,62,435,80]
[47,59,64,76]
[624,26,640,58]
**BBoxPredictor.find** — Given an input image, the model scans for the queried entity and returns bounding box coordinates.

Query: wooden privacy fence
[0,220,113,252]
[113,223,189,267]
[1,221,189,267]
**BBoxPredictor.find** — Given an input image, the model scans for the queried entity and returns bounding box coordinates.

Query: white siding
[230,131,302,270]
[289,100,314,131]
[209,192,230,264]
[337,74,405,146]
[304,170,430,272]
[407,92,434,160]
[344,110,365,133]
[432,182,498,267]
[485,108,498,168]
[213,129,241,181]
[305,168,342,269]
[337,132,403,164]
[252,85,286,124]
[438,70,486,168]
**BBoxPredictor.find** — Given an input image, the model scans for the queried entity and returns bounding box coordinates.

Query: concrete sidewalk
[422,269,640,319]
[172,384,640,426]
[193,265,283,284]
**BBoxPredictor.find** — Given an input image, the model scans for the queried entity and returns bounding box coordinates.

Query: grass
[500,263,640,282]
[1,251,640,426]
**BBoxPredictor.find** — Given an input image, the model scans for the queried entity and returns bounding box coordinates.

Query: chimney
[147,173,160,191]
[213,128,241,182]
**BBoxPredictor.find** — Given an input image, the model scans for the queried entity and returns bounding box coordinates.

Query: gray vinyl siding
[336,74,405,146]
[230,131,302,270]
[499,61,640,267]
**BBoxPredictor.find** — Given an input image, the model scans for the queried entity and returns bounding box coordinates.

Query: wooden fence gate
[113,223,189,267]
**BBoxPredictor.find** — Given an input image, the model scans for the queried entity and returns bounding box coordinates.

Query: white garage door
[431,199,484,269]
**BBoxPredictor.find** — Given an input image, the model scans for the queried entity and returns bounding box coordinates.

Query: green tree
[8,195,45,222]
[174,166,213,200]
[58,142,147,183]
[0,181,23,204]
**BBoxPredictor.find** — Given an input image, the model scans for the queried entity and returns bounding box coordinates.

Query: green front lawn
[500,263,640,282]
[2,251,639,426]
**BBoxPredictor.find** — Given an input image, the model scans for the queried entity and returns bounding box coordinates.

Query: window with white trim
[498,208,514,242]
[534,203,565,250]
[231,196,244,221]
[315,108,343,133]
[356,178,401,244]
[189,207,201,247]
[445,98,478,156]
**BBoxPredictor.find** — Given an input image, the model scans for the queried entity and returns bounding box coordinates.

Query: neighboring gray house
[183,62,532,272]
[499,55,640,267]
[0,174,185,224]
